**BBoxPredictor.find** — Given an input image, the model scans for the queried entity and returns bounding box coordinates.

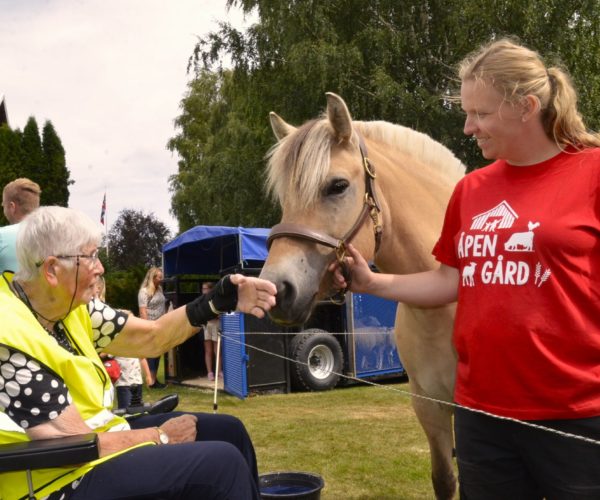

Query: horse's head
[260,93,381,325]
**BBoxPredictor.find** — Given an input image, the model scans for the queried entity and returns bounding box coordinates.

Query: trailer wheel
[289,329,343,391]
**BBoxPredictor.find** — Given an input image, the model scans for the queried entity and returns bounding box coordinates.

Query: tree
[107,209,171,271]
[0,125,23,224]
[168,70,277,230]
[103,267,147,314]
[0,117,72,223]
[41,121,73,206]
[168,0,600,230]
[20,117,44,182]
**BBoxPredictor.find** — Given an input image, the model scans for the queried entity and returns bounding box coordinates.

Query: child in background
[114,310,153,409]
[91,279,153,409]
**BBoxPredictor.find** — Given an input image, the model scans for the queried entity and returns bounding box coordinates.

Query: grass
[146,380,446,499]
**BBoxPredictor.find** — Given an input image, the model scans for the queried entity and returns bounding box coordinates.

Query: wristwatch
[156,427,169,445]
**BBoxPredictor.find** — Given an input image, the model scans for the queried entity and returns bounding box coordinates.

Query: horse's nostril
[277,280,297,308]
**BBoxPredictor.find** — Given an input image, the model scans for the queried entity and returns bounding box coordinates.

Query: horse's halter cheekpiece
[267,132,383,298]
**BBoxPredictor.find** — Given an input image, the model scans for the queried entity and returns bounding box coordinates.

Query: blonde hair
[3,178,41,216]
[139,266,163,297]
[458,37,600,149]
[95,275,106,301]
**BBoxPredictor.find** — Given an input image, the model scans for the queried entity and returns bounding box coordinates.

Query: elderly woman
[0,206,276,500]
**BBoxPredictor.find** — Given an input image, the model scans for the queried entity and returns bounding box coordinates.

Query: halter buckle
[364,157,376,179]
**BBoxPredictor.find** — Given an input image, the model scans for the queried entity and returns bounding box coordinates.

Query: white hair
[16,206,103,282]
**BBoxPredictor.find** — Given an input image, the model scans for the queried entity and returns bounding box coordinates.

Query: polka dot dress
[0,345,70,429]
[87,298,128,352]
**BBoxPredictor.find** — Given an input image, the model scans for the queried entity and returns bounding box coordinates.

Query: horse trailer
[162,225,405,397]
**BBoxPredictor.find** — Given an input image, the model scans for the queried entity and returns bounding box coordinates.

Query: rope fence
[216,330,600,448]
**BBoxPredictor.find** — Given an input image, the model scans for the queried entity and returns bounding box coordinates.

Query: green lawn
[146,380,448,499]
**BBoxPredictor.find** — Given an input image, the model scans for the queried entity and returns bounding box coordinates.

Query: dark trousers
[70,412,260,500]
[147,356,160,374]
[455,406,600,500]
[116,384,143,409]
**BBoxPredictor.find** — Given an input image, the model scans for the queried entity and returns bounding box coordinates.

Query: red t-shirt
[433,148,600,420]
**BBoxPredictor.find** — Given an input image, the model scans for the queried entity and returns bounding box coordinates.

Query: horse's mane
[354,121,466,182]
[266,116,466,209]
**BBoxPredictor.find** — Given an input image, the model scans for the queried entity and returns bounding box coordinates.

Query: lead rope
[219,331,600,448]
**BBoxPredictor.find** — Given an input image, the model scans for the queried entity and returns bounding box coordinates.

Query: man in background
[0,177,41,272]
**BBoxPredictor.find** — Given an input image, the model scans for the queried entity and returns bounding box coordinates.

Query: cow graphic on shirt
[504,221,540,251]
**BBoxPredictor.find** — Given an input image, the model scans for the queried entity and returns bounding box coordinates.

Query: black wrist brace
[185,275,238,327]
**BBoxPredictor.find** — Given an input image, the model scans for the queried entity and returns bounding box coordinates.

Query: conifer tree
[20,117,44,182]
[0,125,24,224]
[42,120,72,206]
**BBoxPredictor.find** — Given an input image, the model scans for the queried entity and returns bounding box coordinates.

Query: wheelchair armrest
[148,393,179,415]
[114,393,179,418]
[0,433,99,472]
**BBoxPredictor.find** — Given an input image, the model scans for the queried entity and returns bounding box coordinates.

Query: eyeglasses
[57,249,101,265]
[36,249,100,267]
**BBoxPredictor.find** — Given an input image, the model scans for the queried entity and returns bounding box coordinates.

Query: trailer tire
[289,330,343,391]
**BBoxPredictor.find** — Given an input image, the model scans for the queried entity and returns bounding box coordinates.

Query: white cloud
[0,0,254,235]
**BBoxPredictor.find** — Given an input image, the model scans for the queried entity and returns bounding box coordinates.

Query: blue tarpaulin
[162,226,270,276]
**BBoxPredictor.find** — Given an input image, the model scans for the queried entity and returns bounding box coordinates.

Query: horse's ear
[326,92,353,142]
[269,112,296,141]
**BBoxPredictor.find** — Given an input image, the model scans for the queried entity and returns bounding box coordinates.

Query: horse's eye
[325,179,349,196]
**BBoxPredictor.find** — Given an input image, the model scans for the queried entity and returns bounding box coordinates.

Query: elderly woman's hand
[230,274,277,318]
[159,414,198,444]
[185,274,277,326]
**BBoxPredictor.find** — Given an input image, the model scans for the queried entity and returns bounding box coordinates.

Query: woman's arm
[330,244,458,307]
[26,405,159,456]
[138,289,148,319]
[27,405,198,456]
[140,358,153,386]
[105,274,276,358]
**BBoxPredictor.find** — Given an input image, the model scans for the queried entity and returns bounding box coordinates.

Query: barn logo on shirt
[457,201,551,287]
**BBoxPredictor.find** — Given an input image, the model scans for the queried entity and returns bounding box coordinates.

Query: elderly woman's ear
[39,257,60,286]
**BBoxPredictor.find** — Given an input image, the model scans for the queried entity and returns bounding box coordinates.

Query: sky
[0,0,254,236]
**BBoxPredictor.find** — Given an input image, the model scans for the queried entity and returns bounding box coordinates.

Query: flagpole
[105,191,109,259]
[101,191,108,259]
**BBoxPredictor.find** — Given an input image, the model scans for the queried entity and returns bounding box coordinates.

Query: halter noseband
[267,132,383,267]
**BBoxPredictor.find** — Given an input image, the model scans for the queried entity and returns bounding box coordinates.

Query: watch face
[158,429,169,444]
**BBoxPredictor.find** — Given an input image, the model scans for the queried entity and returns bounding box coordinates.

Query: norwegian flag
[100,193,106,225]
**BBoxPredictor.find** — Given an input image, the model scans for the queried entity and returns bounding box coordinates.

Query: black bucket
[259,471,325,500]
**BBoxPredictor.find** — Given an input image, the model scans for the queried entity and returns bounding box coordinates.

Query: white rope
[221,330,600,447]
[212,332,222,413]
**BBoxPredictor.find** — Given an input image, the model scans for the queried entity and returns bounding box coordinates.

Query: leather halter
[267,132,383,265]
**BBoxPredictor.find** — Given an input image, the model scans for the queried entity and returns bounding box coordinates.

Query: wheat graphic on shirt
[537,269,551,287]
[534,262,551,287]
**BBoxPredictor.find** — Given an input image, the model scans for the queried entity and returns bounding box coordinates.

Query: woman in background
[138,266,167,388]
[201,281,222,381]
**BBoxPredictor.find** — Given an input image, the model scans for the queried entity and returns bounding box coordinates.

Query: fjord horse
[259,93,465,499]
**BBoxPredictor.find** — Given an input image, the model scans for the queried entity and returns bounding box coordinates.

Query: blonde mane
[266,116,465,210]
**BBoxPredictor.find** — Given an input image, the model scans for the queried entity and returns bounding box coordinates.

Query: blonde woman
[201,281,221,381]
[334,37,600,499]
[138,266,167,388]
